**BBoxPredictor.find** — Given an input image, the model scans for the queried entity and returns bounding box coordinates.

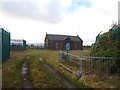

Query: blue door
[66,43,70,50]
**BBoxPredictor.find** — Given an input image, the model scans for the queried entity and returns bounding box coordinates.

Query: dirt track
[21,56,33,88]
[39,58,78,88]
[21,56,78,88]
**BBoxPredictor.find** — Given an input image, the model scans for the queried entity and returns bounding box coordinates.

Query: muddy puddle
[21,57,33,88]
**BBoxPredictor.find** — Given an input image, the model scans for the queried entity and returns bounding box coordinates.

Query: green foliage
[90,26,120,74]
[91,28,120,57]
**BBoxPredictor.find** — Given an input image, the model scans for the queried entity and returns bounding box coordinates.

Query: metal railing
[58,51,120,87]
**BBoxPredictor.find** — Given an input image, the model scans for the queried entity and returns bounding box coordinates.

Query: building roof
[46,34,83,42]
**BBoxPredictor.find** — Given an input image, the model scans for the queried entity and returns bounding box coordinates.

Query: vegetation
[3,48,120,88]
[2,51,25,88]
[91,25,120,57]
[90,25,120,75]
[58,66,88,88]
[28,56,64,88]
[3,49,88,88]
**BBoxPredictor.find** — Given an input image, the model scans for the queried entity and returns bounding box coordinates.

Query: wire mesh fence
[58,51,120,88]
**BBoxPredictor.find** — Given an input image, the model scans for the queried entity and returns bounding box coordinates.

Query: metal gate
[58,51,120,88]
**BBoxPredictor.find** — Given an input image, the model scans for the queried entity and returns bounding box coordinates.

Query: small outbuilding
[11,39,26,50]
[44,33,83,50]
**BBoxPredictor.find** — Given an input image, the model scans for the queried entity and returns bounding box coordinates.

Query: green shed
[11,39,26,50]
[96,25,120,42]
[110,25,120,41]
[0,28,10,61]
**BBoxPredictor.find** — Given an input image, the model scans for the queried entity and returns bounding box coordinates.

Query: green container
[0,28,10,61]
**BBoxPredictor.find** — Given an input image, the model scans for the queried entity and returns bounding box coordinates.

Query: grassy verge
[2,51,27,88]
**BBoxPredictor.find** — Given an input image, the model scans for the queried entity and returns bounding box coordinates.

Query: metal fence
[58,51,120,88]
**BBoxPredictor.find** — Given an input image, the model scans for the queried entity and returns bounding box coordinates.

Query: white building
[11,39,25,46]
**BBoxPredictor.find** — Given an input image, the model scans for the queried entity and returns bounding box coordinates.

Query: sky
[0,0,119,45]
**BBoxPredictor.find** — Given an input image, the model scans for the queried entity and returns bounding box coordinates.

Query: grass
[58,66,88,88]
[35,49,89,88]
[2,49,42,88]
[69,49,90,57]
[2,52,25,88]
[2,48,120,88]
[3,49,88,88]
[28,56,64,88]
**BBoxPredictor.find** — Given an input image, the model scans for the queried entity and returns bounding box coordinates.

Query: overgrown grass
[37,49,120,88]
[2,52,25,88]
[58,66,88,88]
[69,49,90,57]
[26,49,88,88]
[28,56,64,88]
[14,49,88,88]
[3,49,119,88]
[35,49,89,88]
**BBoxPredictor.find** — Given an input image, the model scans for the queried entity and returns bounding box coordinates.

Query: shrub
[90,25,120,74]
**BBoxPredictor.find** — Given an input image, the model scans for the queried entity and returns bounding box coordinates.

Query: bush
[90,25,120,74]
[91,30,120,57]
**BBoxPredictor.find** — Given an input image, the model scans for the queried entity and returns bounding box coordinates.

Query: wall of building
[70,41,83,50]
[0,28,10,61]
[46,39,83,50]
[45,35,83,50]
[49,40,60,50]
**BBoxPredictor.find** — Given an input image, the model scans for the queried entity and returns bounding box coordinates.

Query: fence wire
[58,51,120,88]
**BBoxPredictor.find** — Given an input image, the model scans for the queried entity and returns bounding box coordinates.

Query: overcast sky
[0,0,119,45]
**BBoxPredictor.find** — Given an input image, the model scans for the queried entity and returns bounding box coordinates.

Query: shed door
[66,42,70,50]
[55,42,59,49]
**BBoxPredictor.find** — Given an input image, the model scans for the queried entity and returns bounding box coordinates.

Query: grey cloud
[0,0,64,23]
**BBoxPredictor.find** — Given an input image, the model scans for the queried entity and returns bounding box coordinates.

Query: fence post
[77,57,83,79]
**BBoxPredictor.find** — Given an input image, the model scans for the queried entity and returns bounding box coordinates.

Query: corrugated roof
[46,34,83,41]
